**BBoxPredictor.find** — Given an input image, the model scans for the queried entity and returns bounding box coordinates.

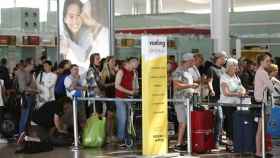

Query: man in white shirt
[64,64,87,126]
[64,64,86,98]
[36,61,57,108]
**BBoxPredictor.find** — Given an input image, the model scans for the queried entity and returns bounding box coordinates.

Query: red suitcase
[191,110,215,153]
[266,134,272,152]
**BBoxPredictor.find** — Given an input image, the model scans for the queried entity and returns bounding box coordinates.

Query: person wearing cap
[172,53,199,152]
[206,51,226,148]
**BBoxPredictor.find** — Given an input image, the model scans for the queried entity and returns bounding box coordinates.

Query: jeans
[19,95,35,134]
[214,105,223,145]
[115,100,130,143]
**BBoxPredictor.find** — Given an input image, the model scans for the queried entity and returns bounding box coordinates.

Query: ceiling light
[185,0,209,4]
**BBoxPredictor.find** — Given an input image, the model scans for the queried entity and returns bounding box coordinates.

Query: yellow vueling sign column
[141,36,168,156]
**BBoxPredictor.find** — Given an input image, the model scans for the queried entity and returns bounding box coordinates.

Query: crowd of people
[0,51,279,156]
[170,52,280,158]
[0,53,140,150]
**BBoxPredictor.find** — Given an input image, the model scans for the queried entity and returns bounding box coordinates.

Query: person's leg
[77,100,87,128]
[228,107,235,141]
[17,95,35,144]
[0,107,8,143]
[256,118,262,156]
[174,105,187,145]
[223,107,235,141]
[95,101,103,115]
[18,96,31,134]
[177,123,186,145]
[214,105,223,146]
[106,101,115,139]
[115,101,127,142]
[124,102,130,144]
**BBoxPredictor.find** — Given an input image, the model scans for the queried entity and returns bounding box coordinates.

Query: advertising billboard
[59,0,109,71]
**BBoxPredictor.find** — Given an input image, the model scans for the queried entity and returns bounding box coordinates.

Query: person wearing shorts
[172,53,198,152]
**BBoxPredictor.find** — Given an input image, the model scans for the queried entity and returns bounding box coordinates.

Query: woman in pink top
[254,54,274,158]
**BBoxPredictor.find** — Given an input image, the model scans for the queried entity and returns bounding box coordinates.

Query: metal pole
[93,100,96,113]
[72,97,79,150]
[261,102,266,158]
[56,0,61,63]
[47,0,51,13]
[230,0,234,13]
[146,0,152,14]
[186,98,192,155]
[108,0,115,56]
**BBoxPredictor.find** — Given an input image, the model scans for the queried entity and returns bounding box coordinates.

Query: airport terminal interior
[0,0,280,157]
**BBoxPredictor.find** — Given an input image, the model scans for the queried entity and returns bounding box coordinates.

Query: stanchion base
[71,146,80,151]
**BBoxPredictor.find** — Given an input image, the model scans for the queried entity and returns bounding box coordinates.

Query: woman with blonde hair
[254,54,274,158]
[268,64,280,105]
[101,56,118,142]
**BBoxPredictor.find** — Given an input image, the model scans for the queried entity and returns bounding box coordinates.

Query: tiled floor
[1,142,280,158]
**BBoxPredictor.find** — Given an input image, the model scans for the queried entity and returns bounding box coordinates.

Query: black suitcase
[233,111,257,153]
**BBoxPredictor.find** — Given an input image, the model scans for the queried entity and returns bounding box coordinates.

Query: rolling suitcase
[267,106,280,138]
[191,110,215,153]
[233,111,257,153]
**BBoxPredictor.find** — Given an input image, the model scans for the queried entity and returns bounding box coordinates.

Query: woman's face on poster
[64,3,82,34]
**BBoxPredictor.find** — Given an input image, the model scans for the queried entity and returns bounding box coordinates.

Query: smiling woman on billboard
[60,0,109,73]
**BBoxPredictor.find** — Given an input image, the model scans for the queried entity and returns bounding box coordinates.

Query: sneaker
[119,143,127,148]
[16,132,25,145]
[0,138,8,144]
[24,136,40,142]
[174,144,185,152]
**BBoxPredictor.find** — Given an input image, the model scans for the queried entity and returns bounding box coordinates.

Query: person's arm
[54,114,67,133]
[206,68,215,96]
[221,82,244,97]
[133,72,139,93]
[1,80,6,99]
[263,71,274,92]
[240,85,246,96]
[115,70,133,95]
[207,77,215,96]
[64,77,74,92]
[173,80,197,90]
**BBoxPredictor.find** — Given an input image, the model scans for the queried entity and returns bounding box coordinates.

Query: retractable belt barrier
[71,96,275,157]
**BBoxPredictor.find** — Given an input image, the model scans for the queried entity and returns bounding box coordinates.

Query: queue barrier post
[186,98,192,155]
[261,102,266,158]
[72,97,79,150]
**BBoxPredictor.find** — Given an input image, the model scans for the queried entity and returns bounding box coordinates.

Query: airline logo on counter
[142,36,168,156]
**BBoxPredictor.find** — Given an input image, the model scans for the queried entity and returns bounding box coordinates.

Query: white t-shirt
[188,66,201,81]
[219,73,243,104]
[36,72,57,108]
[188,66,201,94]
[182,71,194,94]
